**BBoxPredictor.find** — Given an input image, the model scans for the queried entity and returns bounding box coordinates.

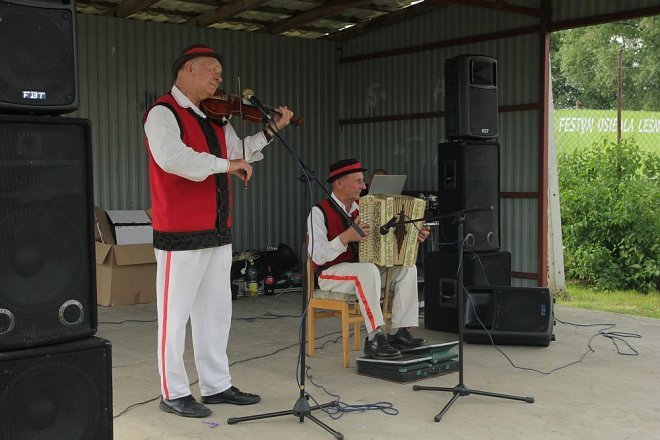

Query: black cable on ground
[305,366,398,420]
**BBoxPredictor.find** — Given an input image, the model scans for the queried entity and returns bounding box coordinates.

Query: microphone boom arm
[379,205,494,234]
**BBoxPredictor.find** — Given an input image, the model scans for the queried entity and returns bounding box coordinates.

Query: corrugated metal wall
[67,1,660,277]
[72,14,338,254]
[338,5,543,286]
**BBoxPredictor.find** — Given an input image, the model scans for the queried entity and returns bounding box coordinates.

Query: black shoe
[364,333,402,359]
[387,328,426,349]
[201,386,261,405]
[159,395,212,418]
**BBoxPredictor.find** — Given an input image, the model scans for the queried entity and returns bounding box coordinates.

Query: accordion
[358,194,426,267]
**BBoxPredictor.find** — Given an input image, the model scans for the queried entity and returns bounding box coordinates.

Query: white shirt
[144,85,270,182]
[307,192,359,266]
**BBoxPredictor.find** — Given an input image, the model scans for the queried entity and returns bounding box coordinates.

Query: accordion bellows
[359,195,426,267]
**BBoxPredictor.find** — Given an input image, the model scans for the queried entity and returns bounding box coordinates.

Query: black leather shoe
[388,327,426,348]
[364,333,402,359]
[201,386,261,405]
[159,395,212,418]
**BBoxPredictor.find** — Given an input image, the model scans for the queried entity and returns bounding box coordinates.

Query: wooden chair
[306,252,364,368]
[306,247,394,368]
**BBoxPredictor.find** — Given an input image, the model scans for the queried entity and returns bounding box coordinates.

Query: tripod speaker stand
[413,211,534,422]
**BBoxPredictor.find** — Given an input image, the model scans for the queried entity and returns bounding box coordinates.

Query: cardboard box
[105,210,153,244]
[95,207,157,306]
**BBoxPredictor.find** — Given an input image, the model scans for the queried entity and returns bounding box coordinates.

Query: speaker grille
[468,87,497,138]
[464,287,554,346]
[0,0,77,113]
[495,288,552,333]
[0,115,96,349]
[438,141,500,252]
[0,337,112,440]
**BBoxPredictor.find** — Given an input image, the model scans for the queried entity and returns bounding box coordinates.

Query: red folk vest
[316,198,358,269]
[145,93,232,250]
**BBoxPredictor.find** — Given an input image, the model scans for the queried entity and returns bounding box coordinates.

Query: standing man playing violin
[307,159,428,361]
[144,44,293,418]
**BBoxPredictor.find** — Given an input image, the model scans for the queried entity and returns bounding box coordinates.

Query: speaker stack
[0,2,113,438]
[424,55,554,346]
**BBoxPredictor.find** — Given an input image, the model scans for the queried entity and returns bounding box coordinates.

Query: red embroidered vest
[144,93,232,250]
[316,198,359,269]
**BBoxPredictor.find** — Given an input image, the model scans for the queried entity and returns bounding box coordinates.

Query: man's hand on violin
[228,159,252,184]
[271,106,294,130]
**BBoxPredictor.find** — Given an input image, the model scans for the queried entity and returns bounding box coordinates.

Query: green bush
[558,138,660,292]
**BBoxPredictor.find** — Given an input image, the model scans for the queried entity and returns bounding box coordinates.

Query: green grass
[556,282,660,319]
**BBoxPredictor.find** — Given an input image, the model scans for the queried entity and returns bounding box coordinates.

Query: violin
[200,89,304,126]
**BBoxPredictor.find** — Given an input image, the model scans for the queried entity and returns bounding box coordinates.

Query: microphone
[242,88,272,120]
[379,215,398,235]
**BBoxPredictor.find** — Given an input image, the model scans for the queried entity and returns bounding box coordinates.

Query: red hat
[327,159,367,183]
[172,44,224,79]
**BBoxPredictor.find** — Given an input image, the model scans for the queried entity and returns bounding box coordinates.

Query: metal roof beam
[104,0,161,18]
[264,0,372,35]
[330,0,450,41]
[188,0,270,27]
[440,0,541,17]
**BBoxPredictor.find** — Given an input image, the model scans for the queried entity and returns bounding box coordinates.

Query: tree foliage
[558,139,660,292]
[551,16,660,110]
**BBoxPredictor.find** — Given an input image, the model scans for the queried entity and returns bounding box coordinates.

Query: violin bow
[237,75,247,189]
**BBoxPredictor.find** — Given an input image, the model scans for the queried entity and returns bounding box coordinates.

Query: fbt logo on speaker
[22,91,47,100]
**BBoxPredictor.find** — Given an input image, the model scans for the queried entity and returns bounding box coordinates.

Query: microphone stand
[226,96,344,439]
[412,207,534,422]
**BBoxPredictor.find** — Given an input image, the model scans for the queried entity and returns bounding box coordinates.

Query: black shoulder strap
[314,200,331,231]
[145,101,184,141]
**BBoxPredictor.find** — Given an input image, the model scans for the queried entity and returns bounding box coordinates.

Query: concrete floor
[101,290,660,440]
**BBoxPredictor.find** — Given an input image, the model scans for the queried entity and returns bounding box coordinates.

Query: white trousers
[318,262,419,333]
[155,245,233,400]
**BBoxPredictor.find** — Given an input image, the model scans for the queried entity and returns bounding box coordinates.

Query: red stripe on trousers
[318,273,376,330]
[160,251,172,399]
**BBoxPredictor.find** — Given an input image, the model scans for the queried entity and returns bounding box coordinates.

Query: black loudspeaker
[0,337,113,439]
[445,54,497,140]
[464,287,554,347]
[0,0,78,114]
[424,250,511,332]
[0,115,96,350]
[438,141,500,252]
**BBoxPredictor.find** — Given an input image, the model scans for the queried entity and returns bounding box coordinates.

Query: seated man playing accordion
[306,159,429,360]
